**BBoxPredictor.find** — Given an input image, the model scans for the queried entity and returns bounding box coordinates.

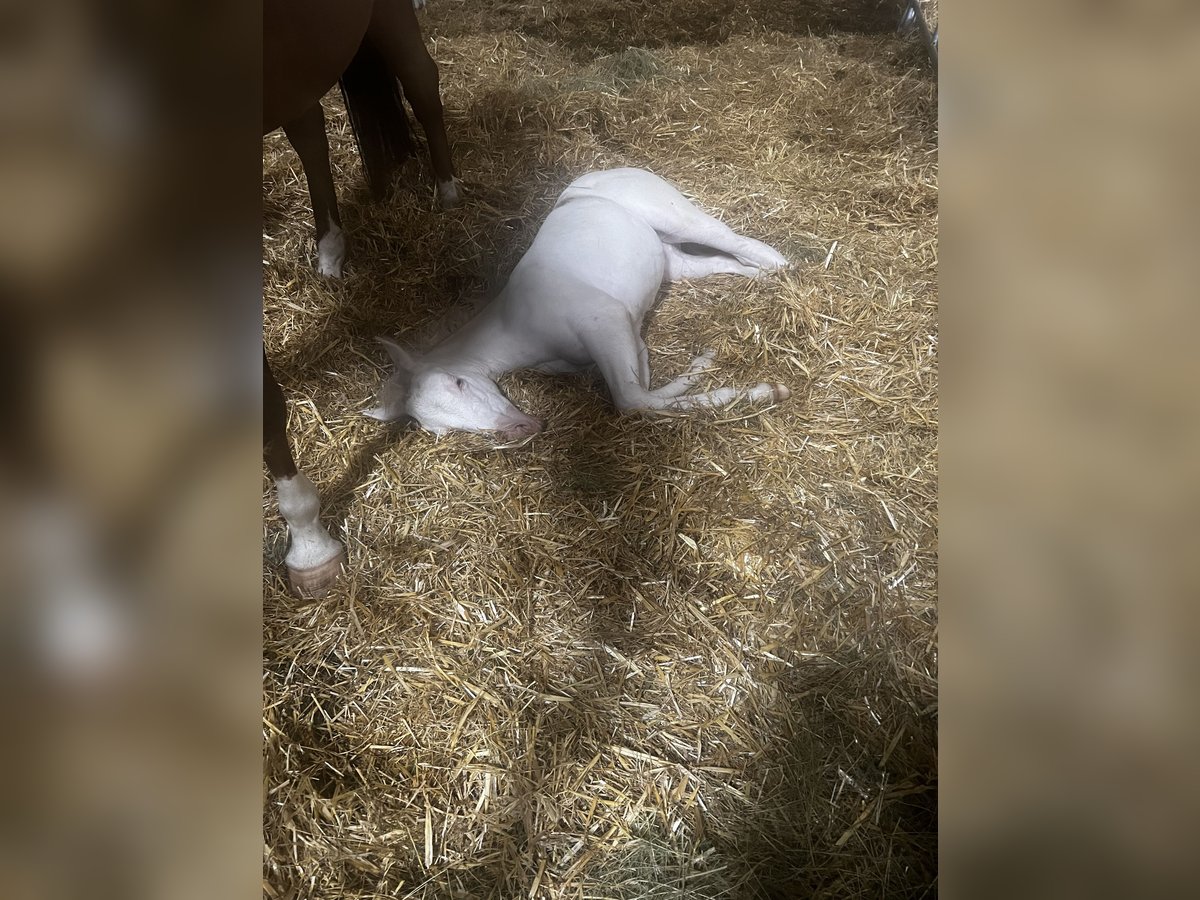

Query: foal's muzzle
[496,413,543,442]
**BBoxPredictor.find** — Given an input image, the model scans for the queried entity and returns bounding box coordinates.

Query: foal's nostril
[497,414,542,441]
[504,419,541,439]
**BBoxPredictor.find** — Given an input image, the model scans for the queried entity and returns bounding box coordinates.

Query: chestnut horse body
[263,0,457,596]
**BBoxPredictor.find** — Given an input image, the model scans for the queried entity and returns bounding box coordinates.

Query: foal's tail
[338,39,414,199]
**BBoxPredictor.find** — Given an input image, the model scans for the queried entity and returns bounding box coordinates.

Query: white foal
[366,167,790,439]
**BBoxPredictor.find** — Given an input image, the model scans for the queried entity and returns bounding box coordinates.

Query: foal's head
[365,338,542,441]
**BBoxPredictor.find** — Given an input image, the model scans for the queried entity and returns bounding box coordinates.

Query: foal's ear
[365,336,419,422]
[363,371,410,422]
[377,336,419,373]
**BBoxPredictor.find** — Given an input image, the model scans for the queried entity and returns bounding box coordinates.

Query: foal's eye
[455,378,465,389]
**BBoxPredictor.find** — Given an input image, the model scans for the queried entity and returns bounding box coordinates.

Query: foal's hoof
[286,547,347,599]
[772,383,791,402]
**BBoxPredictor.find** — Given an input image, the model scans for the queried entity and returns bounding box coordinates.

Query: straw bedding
[264,1,937,896]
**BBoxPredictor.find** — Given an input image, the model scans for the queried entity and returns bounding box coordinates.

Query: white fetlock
[316,219,345,278]
[275,472,345,598]
[436,178,462,210]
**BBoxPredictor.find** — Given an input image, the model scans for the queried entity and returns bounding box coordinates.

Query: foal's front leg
[588,321,788,413]
[282,103,346,277]
[650,349,717,399]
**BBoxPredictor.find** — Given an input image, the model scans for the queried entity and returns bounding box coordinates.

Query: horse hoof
[287,547,347,599]
[316,225,346,277]
[436,180,462,210]
[772,383,791,402]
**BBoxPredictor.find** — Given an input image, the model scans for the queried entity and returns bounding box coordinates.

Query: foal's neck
[425,296,537,377]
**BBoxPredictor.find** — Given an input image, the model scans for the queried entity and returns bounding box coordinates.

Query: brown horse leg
[282,103,347,278]
[264,353,345,597]
[367,0,460,208]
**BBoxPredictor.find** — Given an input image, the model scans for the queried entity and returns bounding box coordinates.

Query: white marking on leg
[316,215,345,278]
[275,472,343,573]
[436,178,462,210]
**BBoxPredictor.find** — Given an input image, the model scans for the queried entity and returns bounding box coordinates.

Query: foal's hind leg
[574,169,787,270]
[585,317,788,414]
[367,0,460,208]
[283,104,346,277]
[658,199,788,272]
[662,243,762,281]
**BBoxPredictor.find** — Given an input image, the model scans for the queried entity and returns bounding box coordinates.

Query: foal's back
[505,194,666,320]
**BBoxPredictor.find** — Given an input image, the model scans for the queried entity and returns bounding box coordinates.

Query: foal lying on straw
[366,168,791,440]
